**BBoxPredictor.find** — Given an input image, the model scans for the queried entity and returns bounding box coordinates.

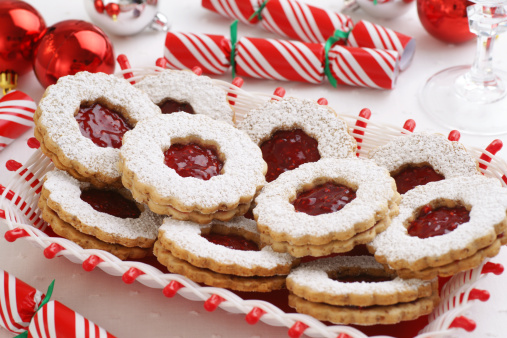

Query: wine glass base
[420,65,507,136]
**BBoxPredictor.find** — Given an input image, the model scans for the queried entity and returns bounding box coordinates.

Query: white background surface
[1,0,507,337]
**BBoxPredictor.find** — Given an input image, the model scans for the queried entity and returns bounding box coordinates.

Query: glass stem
[469,33,496,85]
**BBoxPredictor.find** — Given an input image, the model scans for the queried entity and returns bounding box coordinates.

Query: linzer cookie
[134,69,235,124]
[120,113,266,223]
[369,176,507,279]
[154,216,299,292]
[368,132,480,194]
[253,158,400,257]
[39,169,163,260]
[34,71,161,187]
[287,256,439,325]
[236,98,356,182]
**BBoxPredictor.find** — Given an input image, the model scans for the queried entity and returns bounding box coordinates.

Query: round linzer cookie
[154,216,299,292]
[134,69,235,125]
[120,113,267,223]
[39,169,163,260]
[369,175,507,280]
[237,98,357,182]
[253,158,400,257]
[287,256,439,325]
[368,132,480,194]
[34,71,161,188]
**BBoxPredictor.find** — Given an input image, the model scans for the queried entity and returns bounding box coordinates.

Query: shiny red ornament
[32,20,115,88]
[417,0,475,44]
[0,0,46,87]
[0,0,46,75]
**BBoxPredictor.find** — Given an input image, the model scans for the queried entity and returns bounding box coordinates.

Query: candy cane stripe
[164,33,229,74]
[276,41,321,82]
[237,41,280,80]
[0,91,36,151]
[347,20,414,71]
[0,114,34,127]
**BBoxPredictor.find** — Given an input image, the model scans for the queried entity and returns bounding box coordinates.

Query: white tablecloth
[1,1,507,337]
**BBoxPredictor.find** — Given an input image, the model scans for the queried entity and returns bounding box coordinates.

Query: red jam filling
[75,103,132,149]
[293,182,356,216]
[158,99,195,115]
[80,189,141,219]
[202,233,259,251]
[393,165,445,194]
[260,129,320,182]
[332,274,393,283]
[407,204,470,239]
[164,143,223,180]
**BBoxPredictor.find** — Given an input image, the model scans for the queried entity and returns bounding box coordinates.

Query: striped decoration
[201,0,258,24]
[27,301,116,338]
[259,0,353,44]
[235,36,325,84]
[0,270,43,334]
[329,45,399,89]
[0,90,36,152]
[347,20,415,71]
[163,32,230,75]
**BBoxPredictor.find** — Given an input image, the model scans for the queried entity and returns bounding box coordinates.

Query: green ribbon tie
[249,0,269,22]
[230,20,239,79]
[15,280,55,338]
[324,30,350,88]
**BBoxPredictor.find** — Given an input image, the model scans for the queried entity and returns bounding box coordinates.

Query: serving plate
[1,67,506,338]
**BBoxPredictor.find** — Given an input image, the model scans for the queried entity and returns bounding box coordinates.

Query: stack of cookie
[236,97,357,183]
[154,216,299,292]
[286,256,439,325]
[254,158,400,257]
[39,169,162,260]
[119,112,267,224]
[369,176,507,280]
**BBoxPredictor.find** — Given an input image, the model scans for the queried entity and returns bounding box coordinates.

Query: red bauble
[0,1,46,75]
[32,20,115,88]
[417,0,475,44]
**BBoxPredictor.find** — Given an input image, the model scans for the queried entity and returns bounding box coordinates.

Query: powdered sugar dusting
[36,71,161,179]
[159,216,296,269]
[370,176,507,264]
[120,113,266,209]
[134,70,234,124]
[368,132,479,177]
[237,98,356,158]
[44,169,162,241]
[253,158,396,239]
[288,256,431,296]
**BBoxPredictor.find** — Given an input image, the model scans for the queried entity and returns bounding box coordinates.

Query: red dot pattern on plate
[80,188,141,219]
[332,274,393,283]
[158,99,195,115]
[392,165,444,194]
[75,103,132,149]
[260,129,320,182]
[408,204,470,239]
[293,182,356,216]
[202,233,259,251]
[164,143,223,180]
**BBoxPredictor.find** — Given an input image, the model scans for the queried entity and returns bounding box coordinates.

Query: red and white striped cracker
[0,90,36,152]
[347,20,415,71]
[328,45,400,89]
[260,0,353,43]
[27,300,116,338]
[235,37,325,84]
[163,32,230,75]
[201,0,259,24]
[0,270,44,334]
